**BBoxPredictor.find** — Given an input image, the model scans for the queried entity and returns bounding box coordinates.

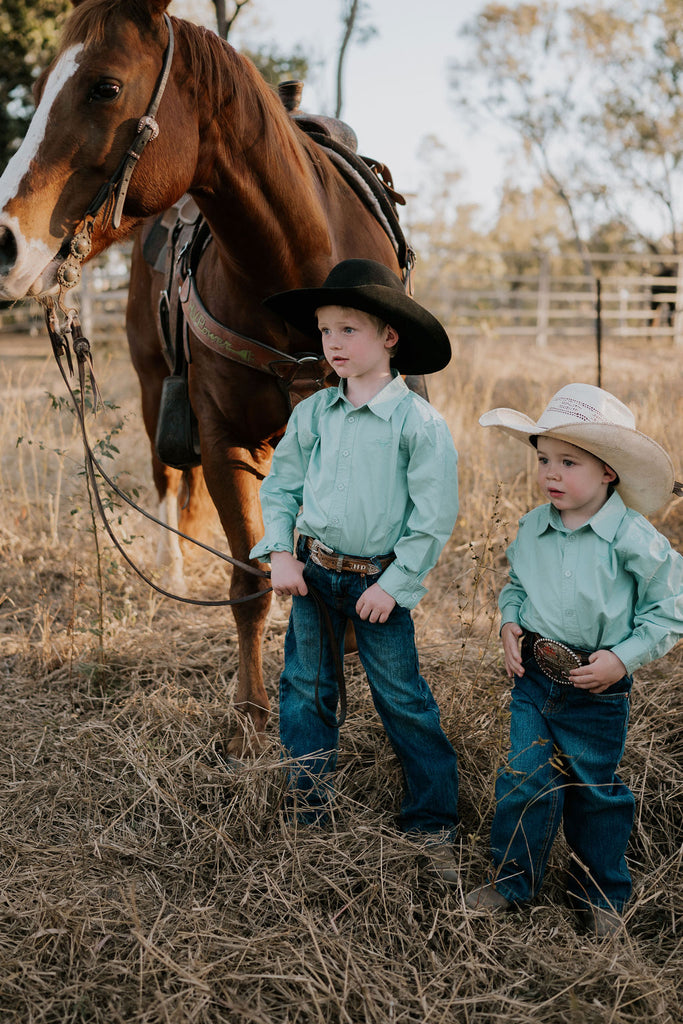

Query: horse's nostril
[0,224,18,276]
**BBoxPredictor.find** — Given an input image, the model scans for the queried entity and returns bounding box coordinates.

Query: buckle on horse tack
[528,635,588,686]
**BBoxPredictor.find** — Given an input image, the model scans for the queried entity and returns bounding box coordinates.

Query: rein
[43,302,272,607]
[39,10,379,725]
[43,305,348,724]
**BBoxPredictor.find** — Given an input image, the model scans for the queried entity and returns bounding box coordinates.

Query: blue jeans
[279,538,459,835]
[490,658,634,911]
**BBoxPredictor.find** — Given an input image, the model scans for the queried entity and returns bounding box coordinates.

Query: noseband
[56,13,175,293]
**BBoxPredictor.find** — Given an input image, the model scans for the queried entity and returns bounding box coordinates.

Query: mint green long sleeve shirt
[250,373,459,609]
[499,492,683,674]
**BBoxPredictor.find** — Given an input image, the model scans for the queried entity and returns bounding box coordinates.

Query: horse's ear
[147,0,174,15]
[69,0,173,10]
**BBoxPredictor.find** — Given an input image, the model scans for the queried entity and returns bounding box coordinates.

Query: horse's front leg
[202,444,274,756]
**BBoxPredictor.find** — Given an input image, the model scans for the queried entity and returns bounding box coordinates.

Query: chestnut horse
[0,0,411,753]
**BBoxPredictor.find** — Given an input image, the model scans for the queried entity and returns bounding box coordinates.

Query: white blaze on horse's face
[0,46,83,300]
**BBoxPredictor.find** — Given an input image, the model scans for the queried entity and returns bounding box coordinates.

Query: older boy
[469,383,683,935]
[251,259,460,879]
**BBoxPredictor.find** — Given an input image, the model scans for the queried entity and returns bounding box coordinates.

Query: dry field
[0,327,681,1023]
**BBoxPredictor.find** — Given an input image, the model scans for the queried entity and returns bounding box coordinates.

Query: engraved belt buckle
[308,539,333,569]
[532,637,581,686]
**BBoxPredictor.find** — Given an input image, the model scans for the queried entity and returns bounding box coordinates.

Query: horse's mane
[57,0,310,178]
[59,0,159,51]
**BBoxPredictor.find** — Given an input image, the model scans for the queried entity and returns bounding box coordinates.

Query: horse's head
[0,0,197,301]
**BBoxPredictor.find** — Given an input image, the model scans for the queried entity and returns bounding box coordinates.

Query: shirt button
[564,570,572,578]
[337,484,344,491]
[342,450,350,457]
[348,416,355,423]
[331,517,339,525]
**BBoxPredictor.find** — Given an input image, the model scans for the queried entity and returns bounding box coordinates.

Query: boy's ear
[603,464,618,484]
[384,324,399,347]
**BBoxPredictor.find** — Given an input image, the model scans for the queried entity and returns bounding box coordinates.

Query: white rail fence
[1,250,681,347]
[443,253,683,347]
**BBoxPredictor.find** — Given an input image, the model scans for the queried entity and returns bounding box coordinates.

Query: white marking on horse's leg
[0,46,82,298]
[156,495,186,596]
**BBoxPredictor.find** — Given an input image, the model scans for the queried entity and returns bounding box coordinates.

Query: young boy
[468,383,683,935]
[250,259,460,880]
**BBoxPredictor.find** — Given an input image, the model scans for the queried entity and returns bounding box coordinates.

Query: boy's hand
[356,582,396,623]
[569,650,627,693]
[269,551,308,597]
[501,622,524,679]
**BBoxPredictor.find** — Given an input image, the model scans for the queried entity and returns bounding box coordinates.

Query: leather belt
[304,537,395,576]
[522,631,592,686]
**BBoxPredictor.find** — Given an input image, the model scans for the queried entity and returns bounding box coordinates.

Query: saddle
[145,83,413,470]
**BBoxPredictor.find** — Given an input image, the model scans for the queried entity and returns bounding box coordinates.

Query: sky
[173,0,504,221]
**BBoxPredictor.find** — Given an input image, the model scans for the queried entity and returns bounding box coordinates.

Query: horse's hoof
[226,732,267,759]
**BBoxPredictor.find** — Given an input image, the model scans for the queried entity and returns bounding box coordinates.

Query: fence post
[674,259,683,346]
[595,277,602,387]
[536,253,549,347]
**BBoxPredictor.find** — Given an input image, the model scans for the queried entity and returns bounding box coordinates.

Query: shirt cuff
[499,605,521,628]
[377,562,427,609]
[249,537,294,562]
[609,636,648,675]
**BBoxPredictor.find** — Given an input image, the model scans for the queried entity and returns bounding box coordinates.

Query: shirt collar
[537,490,628,541]
[330,371,409,420]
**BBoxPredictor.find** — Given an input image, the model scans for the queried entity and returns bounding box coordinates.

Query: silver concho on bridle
[56,226,93,291]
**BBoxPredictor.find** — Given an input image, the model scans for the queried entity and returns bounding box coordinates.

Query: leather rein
[44,13,274,608]
[43,319,346,725]
[37,12,381,726]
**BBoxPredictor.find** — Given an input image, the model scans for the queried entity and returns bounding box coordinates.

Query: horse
[0,0,412,755]
[649,264,677,330]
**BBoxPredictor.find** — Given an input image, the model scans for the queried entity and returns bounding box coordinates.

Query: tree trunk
[335,0,360,119]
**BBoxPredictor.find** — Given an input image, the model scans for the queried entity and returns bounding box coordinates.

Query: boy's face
[316,305,397,384]
[536,436,617,527]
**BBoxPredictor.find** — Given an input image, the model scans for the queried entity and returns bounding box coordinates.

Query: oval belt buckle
[532,637,580,685]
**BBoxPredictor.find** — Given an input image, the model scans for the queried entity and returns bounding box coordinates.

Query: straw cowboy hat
[264,259,451,375]
[479,383,678,515]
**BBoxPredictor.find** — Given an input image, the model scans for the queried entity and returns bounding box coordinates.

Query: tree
[334,0,376,118]
[205,0,309,87]
[212,0,251,39]
[449,1,683,258]
[0,0,70,171]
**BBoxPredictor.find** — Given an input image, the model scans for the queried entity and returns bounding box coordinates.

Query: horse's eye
[89,80,120,102]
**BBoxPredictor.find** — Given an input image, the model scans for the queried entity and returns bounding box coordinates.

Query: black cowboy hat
[263,259,451,375]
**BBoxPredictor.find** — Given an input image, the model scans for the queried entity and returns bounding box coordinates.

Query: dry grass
[0,331,681,1023]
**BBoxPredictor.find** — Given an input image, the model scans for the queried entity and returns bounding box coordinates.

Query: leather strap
[305,537,395,575]
[177,255,329,412]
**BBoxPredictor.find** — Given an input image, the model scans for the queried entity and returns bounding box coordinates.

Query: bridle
[55,12,176,296]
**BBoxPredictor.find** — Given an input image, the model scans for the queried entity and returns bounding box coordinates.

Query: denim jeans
[490,658,634,911]
[279,538,459,836]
